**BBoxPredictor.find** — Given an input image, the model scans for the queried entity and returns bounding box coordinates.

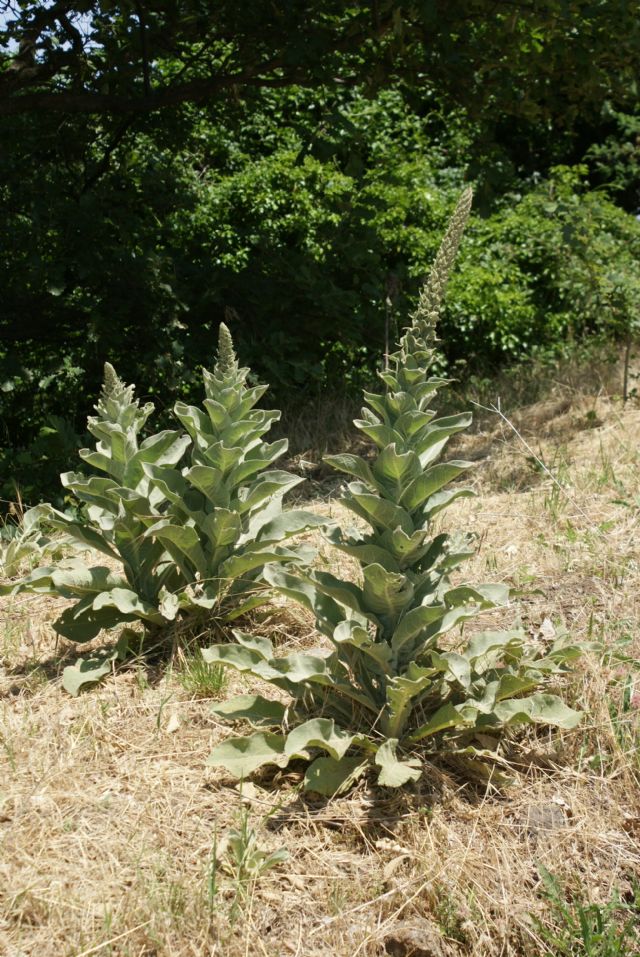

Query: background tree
[1,1,639,503]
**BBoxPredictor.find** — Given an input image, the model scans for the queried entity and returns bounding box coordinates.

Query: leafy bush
[204,190,583,795]
[2,327,321,644]
[443,168,640,368]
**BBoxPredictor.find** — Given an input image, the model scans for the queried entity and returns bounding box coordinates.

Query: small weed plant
[204,189,583,795]
[536,866,640,957]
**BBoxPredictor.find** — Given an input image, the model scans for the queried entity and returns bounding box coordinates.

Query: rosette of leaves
[140,323,324,619]
[204,190,583,795]
[2,364,190,640]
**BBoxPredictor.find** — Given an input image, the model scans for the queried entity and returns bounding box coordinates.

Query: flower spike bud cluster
[92,361,154,436]
[214,322,240,377]
[399,186,473,363]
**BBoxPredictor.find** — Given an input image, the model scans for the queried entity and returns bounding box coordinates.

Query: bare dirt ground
[2,372,640,957]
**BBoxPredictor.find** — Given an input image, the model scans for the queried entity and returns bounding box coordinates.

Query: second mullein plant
[204,189,583,794]
[2,327,323,644]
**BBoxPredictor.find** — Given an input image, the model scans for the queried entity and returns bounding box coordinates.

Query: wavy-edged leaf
[92,587,164,623]
[408,702,468,742]
[252,508,325,544]
[373,445,421,491]
[362,564,414,619]
[333,619,393,674]
[54,598,133,643]
[210,695,287,727]
[375,739,421,787]
[284,718,357,760]
[445,583,510,609]
[207,732,287,777]
[493,694,582,730]
[343,486,414,535]
[390,604,447,652]
[324,526,400,572]
[264,565,345,637]
[303,755,369,796]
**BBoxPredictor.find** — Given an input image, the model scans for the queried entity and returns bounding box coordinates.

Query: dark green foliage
[1,5,640,504]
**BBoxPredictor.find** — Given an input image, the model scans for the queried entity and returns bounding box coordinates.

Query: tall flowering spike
[410,186,473,345]
[215,322,239,376]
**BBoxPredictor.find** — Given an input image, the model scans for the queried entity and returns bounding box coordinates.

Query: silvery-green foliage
[3,329,321,646]
[1,364,190,641]
[0,504,66,580]
[204,190,583,794]
[141,323,323,618]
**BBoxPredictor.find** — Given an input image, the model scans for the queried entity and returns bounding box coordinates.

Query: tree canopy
[1,1,640,504]
[1,1,639,121]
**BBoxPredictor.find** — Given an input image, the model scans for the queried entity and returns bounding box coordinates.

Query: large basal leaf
[303,755,369,796]
[54,597,134,643]
[463,629,526,670]
[62,632,130,696]
[207,732,287,777]
[92,587,164,624]
[210,694,287,727]
[492,694,582,730]
[444,583,510,609]
[408,701,468,742]
[284,718,358,761]
[375,739,422,787]
[202,643,271,672]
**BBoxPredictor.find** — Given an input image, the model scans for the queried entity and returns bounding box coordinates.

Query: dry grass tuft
[2,361,640,956]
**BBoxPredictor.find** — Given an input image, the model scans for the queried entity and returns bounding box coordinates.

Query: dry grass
[2,364,640,957]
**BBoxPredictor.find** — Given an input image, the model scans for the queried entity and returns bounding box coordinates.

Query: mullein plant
[1,363,190,641]
[140,323,323,620]
[2,327,322,646]
[204,189,583,795]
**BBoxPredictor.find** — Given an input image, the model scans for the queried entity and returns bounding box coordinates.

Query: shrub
[204,189,583,795]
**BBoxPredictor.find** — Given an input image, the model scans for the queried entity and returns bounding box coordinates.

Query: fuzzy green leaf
[210,695,287,727]
[362,564,414,619]
[375,739,422,787]
[284,718,357,760]
[303,755,369,796]
[492,694,582,730]
[206,732,287,777]
[400,461,472,511]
